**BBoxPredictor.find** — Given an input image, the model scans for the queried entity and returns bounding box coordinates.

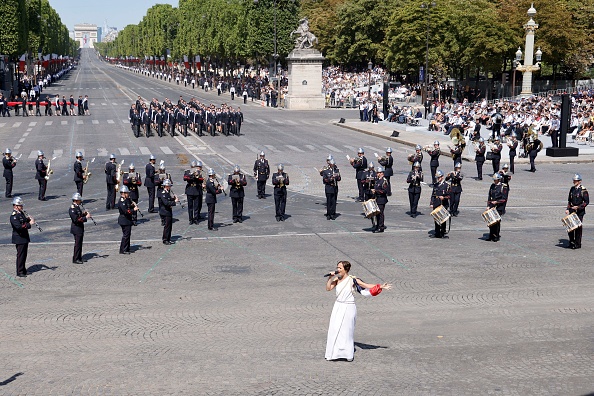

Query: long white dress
[325,276,356,361]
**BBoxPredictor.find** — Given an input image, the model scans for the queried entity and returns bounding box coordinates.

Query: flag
[19,53,26,62]
[195,55,201,70]
[183,55,189,69]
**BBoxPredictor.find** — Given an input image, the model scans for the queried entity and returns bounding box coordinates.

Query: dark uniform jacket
[322,166,341,194]
[183,169,204,196]
[373,177,390,205]
[73,160,84,182]
[35,158,47,180]
[488,182,508,214]
[253,159,270,182]
[228,173,247,198]
[407,170,423,193]
[508,140,518,157]
[431,180,451,209]
[3,156,16,178]
[123,173,142,200]
[272,172,289,193]
[11,210,31,244]
[446,171,463,193]
[362,169,376,191]
[428,149,440,167]
[378,156,393,177]
[568,184,589,218]
[158,189,177,217]
[475,144,486,162]
[205,178,222,204]
[144,163,156,187]
[69,204,86,235]
[352,156,367,180]
[105,161,117,184]
[117,197,134,226]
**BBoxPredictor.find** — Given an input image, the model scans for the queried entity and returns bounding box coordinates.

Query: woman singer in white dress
[325,261,391,361]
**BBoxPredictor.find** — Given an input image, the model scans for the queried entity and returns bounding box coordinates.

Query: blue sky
[49,0,179,31]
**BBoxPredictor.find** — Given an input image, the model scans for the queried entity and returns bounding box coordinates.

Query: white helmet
[195,160,203,167]
[129,163,135,170]
[12,196,24,206]
[163,179,172,186]
[434,141,440,146]
[259,151,265,157]
[413,161,421,168]
[4,148,12,155]
[436,170,444,178]
[573,173,582,181]
[502,164,509,169]
[159,163,166,171]
[109,153,116,159]
[415,144,422,150]
[368,162,374,169]
[329,159,335,165]
[190,160,198,167]
[75,151,83,158]
[233,165,241,173]
[149,154,156,160]
[72,193,82,201]
[357,148,364,154]
[386,147,393,153]
[278,163,284,171]
[376,166,384,173]
[119,185,130,193]
[326,154,333,161]
[454,162,462,169]
[208,168,215,176]
[37,150,45,157]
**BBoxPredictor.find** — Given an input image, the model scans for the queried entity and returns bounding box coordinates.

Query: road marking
[323,144,341,152]
[92,120,99,124]
[12,122,21,128]
[28,151,37,159]
[160,146,173,154]
[61,121,68,125]
[112,103,118,106]
[53,149,63,158]
[286,145,304,152]
[256,118,268,124]
[312,121,325,125]
[13,145,20,149]
[45,121,53,126]
[243,119,254,124]
[76,119,84,125]
[225,145,241,153]
[344,145,356,152]
[0,123,5,128]
[365,145,383,153]
[23,132,29,137]
[286,120,298,125]
[301,120,311,125]
[122,119,128,123]
[26,128,32,132]
[305,145,317,151]
[18,138,25,143]
[264,145,279,153]
[97,148,108,156]
[118,147,131,156]
[246,145,259,153]
[28,122,37,127]
[139,147,152,155]
[273,120,284,124]
[101,103,107,106]
[107,120,114,124]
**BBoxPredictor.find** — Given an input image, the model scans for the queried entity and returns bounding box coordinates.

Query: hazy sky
[49,0,179,31]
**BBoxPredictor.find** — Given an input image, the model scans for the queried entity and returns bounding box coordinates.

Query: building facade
[74,24,98,49]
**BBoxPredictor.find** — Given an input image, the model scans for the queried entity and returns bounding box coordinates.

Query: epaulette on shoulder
[581,185,587,191]
[11,211,16,215]
[70,204,75,208]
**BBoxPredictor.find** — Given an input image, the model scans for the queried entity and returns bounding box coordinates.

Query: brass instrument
[44,158,55,180]
[114,160,125,191]
[276,174,285,188]
[82,157,95,184]
[407,154,415,165]
[450,128,462,146]
[22,209,42,232]
[347,154,362,165]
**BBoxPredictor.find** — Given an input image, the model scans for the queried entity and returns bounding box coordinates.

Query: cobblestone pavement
[0,50,593,395]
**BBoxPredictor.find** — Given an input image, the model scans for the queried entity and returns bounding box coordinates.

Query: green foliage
[0,0,28,56]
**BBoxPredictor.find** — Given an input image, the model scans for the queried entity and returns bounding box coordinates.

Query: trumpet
[80,202,97,225]
[22,209,42,232]
[422,144,433,152]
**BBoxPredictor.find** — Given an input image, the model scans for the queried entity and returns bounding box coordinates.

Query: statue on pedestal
[290,18,318,50]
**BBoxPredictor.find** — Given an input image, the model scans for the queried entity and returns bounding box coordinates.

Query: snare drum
[430,205,450,225]
[562,213,582,232]
[481,207,501,226]
[362,199,380,218]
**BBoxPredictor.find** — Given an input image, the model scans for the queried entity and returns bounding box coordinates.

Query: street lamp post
[420,1,436,103]
[367,60,373,101]
[515,3,542,97]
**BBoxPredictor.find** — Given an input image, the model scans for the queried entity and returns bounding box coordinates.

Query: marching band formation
[3,143,589,278]
[128,96,244,138]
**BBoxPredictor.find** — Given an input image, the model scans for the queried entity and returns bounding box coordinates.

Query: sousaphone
[450,127,465,148]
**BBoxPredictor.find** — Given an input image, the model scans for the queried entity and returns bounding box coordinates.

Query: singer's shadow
[354,342,388,351]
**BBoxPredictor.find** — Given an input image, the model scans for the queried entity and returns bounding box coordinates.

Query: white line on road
[28,151,37,159]
[0,123,5,128]
[286,120,298,125]
[92,120,99,125]
[12,122,21,128]
[139,147,151,155]
[273,120,284,124]
[285,145,304,152]
[13,145,20,149]
[107,120,114,124]
[118,147,131,156]
[305,145,317,151]
[23,133,29,137]
[264,145,279,153]
[225,145,241,153]
[160,146,173,154]
[45,121,53,126]
[61,121,68,125]
[28,122,36,127]
[256,119,268,124]
[323,145,341,152]
[18,138,25,143]
[245,145,259,153]
[75,149,85,156]
[76,120,83,125]
[53,149,63,158]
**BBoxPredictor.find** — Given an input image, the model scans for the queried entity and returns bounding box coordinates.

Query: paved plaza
[1,50,593,395]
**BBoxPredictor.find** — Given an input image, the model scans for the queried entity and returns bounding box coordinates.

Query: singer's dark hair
[338,261,351,273]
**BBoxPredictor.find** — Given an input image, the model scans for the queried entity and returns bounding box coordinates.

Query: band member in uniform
[183,160,204,224]
[475,137,486,180]
[205,168,223,230]
[566,174,589,249]
[69,192,91,264]
[117,185,137,254]
[362,162,376,202]
[144,155,157,213]
[322,159,341,220]
[499,164,512,187]
[449,142,463,167]
[430,170,451,238]
[73,152,84,195]
[527,136,541,172]
[372,166,390,233]
[272,164,290,221]
[486,173,508,242]
[3,148,17,198]
[319,154,333,177]
[507,134,518,174]
[377,148,393,190]
[446,163,463,216]
[156,163,170,225]
[253,151,270,199]
[409,145,423,171]
[426,141,440,185]
[159,179,179,245]
[350,148,367,202]
[123,164,142,225]
[10,196,33,277]
[228,165,247,223]
[105,154,117,210]
[406,161,423,218]
[35,150,48,201]
[490,136,502,173]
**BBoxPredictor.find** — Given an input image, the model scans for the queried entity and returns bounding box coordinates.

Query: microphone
[323,272,336,278]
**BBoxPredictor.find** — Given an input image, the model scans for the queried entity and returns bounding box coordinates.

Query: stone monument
[284,18,325,110]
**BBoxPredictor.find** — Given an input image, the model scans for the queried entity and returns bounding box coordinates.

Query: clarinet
[22,209,42,232]
[170,187,185,208]
[79,202,97,225]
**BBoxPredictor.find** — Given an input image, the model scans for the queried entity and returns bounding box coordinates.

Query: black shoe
[330,215,337,220]
[193,220,199,224]
[238,219,243,223]
[280,217,284,222]
[189,220,194,225]
[17,273,27,278]
[120,251,130,255]
[73,260,84,264]
[576,244,582,249]
[208,227,217,231]
[233,219,238,223]
[377,228,385,233]
[161,221,165,226]
[276,216,281,222]
[149,209,158,213]
[6,194,12,198]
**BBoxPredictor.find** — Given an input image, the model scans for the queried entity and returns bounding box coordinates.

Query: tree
[0,0,28,57]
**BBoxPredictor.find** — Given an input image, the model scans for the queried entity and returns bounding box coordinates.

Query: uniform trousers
[75,180,84,195]
[73,234,83,261]
[357,179,364,200]
[476,161,484,179]
[434,221,447,238]
[15,243,28,275]
[569,213,584,247]
[450,191,461,214]
[120,225,131,253]
[231,197,244,220]
[147,187,156,212]
[408,191,420,215]
[509,155,515,174]
[38,179,47,200]
[492,157,500,173]
[376,204,385,229]
[207,203,216,229]
[325,189,337,217]
[274,190,287,217]
[106,184,116,209]
[162,216,172,242]
[187,194,202,221]
[256,181,266,197]
[430,166,438,185]
[5,175,13,197]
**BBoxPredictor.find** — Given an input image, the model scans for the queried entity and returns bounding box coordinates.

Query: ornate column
[515,4,542,97]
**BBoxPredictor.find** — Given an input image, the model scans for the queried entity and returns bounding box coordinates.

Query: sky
[49,0,179,31]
